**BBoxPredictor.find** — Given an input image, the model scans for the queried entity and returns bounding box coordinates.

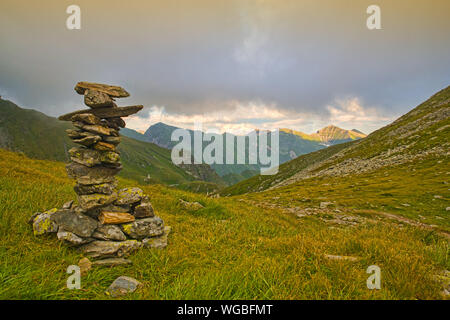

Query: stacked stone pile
[29,82,170,262]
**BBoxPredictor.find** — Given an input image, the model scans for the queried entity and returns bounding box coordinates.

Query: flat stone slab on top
[75,81,130,98]
[58,105,143,121]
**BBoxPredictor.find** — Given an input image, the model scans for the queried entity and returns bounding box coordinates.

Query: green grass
[0,149,448,299]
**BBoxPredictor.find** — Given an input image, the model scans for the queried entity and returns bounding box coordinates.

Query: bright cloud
[126,97,397,136]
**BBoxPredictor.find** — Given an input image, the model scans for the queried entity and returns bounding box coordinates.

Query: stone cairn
[29,82,170,265]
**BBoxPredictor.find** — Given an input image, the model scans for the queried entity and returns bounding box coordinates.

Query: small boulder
[178,199,204,211]
[320,202,333,209]
[78,257,92,276]
[106,276,141,297]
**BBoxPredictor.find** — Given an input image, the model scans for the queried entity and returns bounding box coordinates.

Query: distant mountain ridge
[132,122,366,182]
[280,125,366,145]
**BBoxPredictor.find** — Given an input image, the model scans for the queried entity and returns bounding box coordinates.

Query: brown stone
[58,105,143,121]
[78,257,92,276]
[72,134,102,147]
[106,117,126,129]
[103,136,121,146]
[94,141,116,151]
[84,89,115,108]
[133,202,154,218]
[80,124,113,136]
[71,113,101,125]
[99,211,135,225]
[74,81,130,98]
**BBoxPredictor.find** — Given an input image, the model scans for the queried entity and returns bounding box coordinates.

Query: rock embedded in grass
[106,276,141,297]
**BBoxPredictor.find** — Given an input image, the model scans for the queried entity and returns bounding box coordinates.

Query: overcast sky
[0,0,449,134]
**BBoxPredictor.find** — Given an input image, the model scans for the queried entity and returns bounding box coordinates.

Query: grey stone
[66,162,120,185]
[69,147,120,167]
[142,226,171,249]
[51,209,98,238]
[92,225,127,241]
[62,200,74,209]
[320,202,333,209]
[106,276,141,297]
[115,187,144,205]
[74,181,117,195]
[78,192,118,211]
[57,229,93,246]
[80,240,143,259]
[32,208,59,236]
[121,216,164,240]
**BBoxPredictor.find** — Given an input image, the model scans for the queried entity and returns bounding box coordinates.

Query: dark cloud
[0,0,449,125]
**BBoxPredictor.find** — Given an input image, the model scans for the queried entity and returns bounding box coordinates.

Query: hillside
[0,98,223,189]
[221,86,450,196]
[1,148,448,299]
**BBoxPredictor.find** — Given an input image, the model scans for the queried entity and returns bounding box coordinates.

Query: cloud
[126,96,397,135]
[326,97,396,132]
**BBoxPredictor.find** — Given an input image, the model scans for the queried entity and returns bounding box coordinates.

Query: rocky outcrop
[30,82,170,264]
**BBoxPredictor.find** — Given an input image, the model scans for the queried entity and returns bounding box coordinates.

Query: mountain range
[121,122,366,184]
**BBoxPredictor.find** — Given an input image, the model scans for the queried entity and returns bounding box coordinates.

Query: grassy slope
[0,149,448,299]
